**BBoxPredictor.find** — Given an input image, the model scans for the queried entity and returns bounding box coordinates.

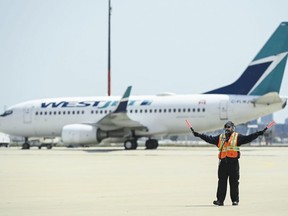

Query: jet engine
[61,124,99,144]
[61,124,126,145]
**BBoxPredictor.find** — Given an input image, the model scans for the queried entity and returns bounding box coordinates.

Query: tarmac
[1,146,288,216]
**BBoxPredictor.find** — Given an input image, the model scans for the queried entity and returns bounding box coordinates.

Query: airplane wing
[94,86,148,132]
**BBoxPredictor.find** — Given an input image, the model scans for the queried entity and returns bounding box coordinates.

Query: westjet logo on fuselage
[41,100,153,109]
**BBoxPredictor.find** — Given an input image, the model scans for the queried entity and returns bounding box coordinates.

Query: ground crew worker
[192,121,267,206]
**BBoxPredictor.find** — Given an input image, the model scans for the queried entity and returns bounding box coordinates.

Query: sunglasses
[225,126,231,129]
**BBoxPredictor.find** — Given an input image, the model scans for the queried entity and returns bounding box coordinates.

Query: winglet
[114,86,132,113]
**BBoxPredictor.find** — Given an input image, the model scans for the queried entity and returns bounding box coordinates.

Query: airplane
[0,22,288,150]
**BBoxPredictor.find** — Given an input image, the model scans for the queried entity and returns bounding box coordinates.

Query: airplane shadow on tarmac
[83,149,125,153]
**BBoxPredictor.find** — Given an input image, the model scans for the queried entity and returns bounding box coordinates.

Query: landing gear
[124,139,138,150]
[123,138,159,150]
[38,144,53,149]
[145,139,159,149]
[46,144,52,149]
[22,142,30,149]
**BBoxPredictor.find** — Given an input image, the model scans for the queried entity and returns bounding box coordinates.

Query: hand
[193,131,200,137]
[257,127,267,136]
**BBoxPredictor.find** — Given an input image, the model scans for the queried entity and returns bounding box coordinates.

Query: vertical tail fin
[205,22,288,95]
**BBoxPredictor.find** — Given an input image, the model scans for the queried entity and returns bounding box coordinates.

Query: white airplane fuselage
[0,94,285,138]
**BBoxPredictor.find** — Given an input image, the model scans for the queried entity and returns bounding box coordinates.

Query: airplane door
[219,101,228,120]
[23,107,33,124]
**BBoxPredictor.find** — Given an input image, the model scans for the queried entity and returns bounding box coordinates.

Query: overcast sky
[1,0,288,123]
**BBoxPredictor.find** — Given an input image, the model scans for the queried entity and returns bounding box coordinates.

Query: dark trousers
[217,158,240,203]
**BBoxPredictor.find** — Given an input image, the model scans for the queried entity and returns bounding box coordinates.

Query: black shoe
[213,200,224,206]
[232,201,239,206]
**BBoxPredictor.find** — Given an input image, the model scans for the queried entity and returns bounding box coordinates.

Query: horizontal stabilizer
[253,92,282,105]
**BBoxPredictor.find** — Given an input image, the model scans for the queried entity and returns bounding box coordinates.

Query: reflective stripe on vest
[218,132,239,159]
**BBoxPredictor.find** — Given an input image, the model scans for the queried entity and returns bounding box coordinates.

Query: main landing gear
[124,138,159,150]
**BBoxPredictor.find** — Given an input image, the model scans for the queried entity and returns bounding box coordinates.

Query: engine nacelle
[62,124,99,144]
[61,124,127,145]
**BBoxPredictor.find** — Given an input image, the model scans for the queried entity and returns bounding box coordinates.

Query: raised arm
[193,132,219,146]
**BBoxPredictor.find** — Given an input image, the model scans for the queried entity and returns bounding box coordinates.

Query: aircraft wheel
[124,139,138,150]
[145,139,158,149]
[153,140,159,149]
[22,143,30,149]
[46,144,52,149]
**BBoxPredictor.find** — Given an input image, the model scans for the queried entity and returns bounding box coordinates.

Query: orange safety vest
[218,132,240,159]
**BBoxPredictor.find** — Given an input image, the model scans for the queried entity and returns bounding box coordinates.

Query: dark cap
[224,121,235,129]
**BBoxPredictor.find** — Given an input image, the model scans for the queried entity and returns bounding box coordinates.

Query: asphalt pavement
[1,146,287,216]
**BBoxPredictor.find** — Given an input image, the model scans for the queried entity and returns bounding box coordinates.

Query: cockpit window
[0,110,13,117]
